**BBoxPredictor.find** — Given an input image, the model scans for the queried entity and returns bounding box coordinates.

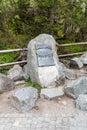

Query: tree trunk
[49,7,54,35]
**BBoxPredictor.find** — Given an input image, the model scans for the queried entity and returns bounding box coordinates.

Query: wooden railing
[0,42,87,67]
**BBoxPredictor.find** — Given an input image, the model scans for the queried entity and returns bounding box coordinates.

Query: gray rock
[76,94,87,110]
[40,87,64,99]
[16,50,27,61]
[0,73,14,92]
[59,62,76,80]
[59,62,66,70]
[80,52,87,65]
[27,34,65,88]
[64,68,76,80]
[65,76,87,99]
[11,87,38,112]
[7,65,24,81]
[14,80,25,86]
[70,57,83,69]
[23,64,29,79]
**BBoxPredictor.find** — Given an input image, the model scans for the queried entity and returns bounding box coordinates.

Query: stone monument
[27,34,65,88]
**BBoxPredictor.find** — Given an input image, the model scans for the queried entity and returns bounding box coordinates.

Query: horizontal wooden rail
[0,60,27,67]
[59,51,86,58]
[0,48,27,54]
[0,42,87,54]
[0,42,87,67]
[0,51,86,67]
[59,42,87,47]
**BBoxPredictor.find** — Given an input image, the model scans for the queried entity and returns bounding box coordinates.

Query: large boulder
[7,65,24,81]
[76,94,87,111]
[0,73,14,92]
[65,76,87,99]
[70,57,83,69]
[27,34,65,88]
[11,87,38,112]
[80,52,87,65]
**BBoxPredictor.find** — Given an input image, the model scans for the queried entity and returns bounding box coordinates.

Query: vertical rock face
[27,34,65,88]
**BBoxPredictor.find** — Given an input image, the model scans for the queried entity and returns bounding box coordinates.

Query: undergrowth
[25,78,42,91]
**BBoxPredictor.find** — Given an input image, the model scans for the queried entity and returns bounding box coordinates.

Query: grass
[0,52,15,73]
[0,53,15,64]
[58,44,86,55]
[0,90,4,94]
[25,78,42,91]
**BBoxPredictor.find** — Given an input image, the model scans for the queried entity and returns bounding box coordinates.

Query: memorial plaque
[36,44,55,67]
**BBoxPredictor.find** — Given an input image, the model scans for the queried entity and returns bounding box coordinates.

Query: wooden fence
[0,42,87,67]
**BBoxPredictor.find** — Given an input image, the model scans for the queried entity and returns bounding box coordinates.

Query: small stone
[58,97,61,100]
[7,65,24,81]
[40,87,64,99]
[0,73,14,92]
[61,101,67,106]
[70,57,83,69]
[14,80,25,86]
[64,68,76,80]
[76,94,87,111]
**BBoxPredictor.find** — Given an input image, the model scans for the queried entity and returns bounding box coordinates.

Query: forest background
[0,0,87,66]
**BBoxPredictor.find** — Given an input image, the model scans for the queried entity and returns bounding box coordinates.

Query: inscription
[36,44,55,67]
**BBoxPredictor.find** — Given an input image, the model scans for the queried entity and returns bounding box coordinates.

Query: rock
[80,52,87,65]
[7,65,24,81]
[65,76,87,99]
[27,34,65,88]
[14,80,25,86]
[15,50,27,61]
[23,64,29,79]
[76,94,87,111]
[59,62,66,70]
[61,101,67,106]
[59,62,76,80]
[11,87,38,112]
[64,68,76,80]
[0,73,14,92]
[70,57,83,69]
[40,87,64,99]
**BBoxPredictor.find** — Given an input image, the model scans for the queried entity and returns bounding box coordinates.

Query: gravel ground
[0,112,87,130]
[0,67,87,130]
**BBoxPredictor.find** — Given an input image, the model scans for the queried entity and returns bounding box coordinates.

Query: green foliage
[0,90,3,94]
[0,53,14,64]
[25,78,42,91]
[0,0,87,53]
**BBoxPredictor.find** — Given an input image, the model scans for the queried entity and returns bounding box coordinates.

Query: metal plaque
[36,44,55,67]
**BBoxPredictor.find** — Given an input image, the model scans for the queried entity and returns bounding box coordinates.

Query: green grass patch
[0,53,15,64]
[25,78,42,91]
[58,44,86,55]
[0,90,4,94]
[0,52,15,73]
